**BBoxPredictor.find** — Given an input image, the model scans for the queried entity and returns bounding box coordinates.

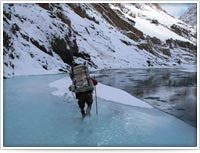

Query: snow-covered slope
[179,4,197,28]
[4,4,69,77]
[3,3,197,78]
[111,3,196,42]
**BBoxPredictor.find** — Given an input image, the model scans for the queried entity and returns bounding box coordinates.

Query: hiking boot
[81,113,86,119]
[81,110,86,118]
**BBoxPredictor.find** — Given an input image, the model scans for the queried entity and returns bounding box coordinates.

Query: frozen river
[94,68,197,127]
[3,71,197,147]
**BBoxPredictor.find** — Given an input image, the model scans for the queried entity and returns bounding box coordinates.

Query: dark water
[93,68,197,127]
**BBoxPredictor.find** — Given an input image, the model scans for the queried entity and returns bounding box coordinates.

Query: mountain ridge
[179,4,197,27]
[3,3,197,78]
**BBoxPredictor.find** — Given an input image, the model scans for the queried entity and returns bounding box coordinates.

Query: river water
[3,71,197,147]
[94,68,197,127]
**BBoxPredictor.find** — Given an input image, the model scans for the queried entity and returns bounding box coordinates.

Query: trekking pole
[95,85,98,115]
[94,76,98,115]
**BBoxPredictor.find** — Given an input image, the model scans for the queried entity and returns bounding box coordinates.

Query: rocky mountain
[179,4,197,28]
[3,3,197,78]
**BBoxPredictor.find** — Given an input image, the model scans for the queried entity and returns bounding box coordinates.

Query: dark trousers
[76,92,93,113]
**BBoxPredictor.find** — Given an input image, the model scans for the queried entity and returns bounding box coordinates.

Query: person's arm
[69,68,73,79]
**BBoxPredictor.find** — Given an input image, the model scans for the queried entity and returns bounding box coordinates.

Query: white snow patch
[49,76,153,109]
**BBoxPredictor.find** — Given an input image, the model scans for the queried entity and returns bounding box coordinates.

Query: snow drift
[49,77,153,109]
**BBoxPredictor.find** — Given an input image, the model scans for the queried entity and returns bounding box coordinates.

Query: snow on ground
[3,4,69,78]
[49,76,153,109]
[134,17,192,43]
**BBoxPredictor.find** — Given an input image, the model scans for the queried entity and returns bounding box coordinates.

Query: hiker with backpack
[69,62,98,118]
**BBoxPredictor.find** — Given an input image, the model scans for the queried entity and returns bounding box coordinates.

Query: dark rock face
[3,3,79,66]
[3,31,12,49]
[166,38,197,51]
[171,24,191,38]
[149,36,161,45]
[151,19,159,25]
[68,4,99,24]
[30,37,50,55]
[175,40,197,51]
[159,47,171,57]
[92,4,144,41]
[51,37,73,64]
[137,43,154,54]
[38,3,50,10]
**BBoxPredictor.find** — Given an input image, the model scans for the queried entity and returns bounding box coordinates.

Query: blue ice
[3,74,196,147]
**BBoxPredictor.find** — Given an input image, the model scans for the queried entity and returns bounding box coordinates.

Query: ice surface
[95,68,197,127]
[3,74,196,147]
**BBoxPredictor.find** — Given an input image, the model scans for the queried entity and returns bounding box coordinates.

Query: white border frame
[1,0,4,150]
[0,0,199,150]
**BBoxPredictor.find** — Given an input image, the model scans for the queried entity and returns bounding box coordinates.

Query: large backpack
[71,63,94,93]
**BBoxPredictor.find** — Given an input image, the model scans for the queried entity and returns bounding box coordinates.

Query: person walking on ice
[69,61,98,118]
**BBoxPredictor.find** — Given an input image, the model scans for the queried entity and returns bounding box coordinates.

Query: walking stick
[95,85,98,115]
[94,75,98,115]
